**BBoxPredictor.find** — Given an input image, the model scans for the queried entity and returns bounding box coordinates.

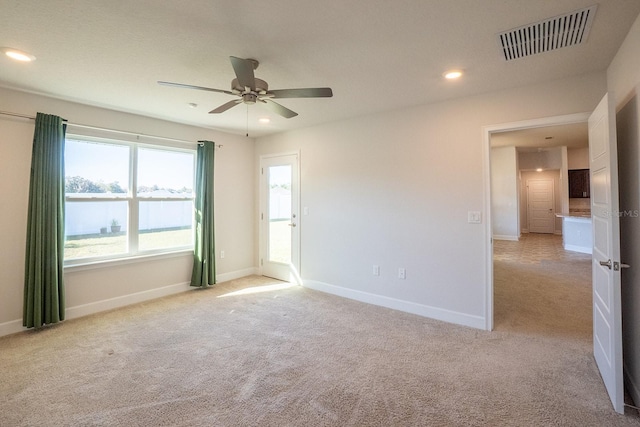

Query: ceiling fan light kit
[158,56,333,119]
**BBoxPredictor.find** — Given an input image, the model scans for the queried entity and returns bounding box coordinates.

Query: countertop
[556,212,592,219]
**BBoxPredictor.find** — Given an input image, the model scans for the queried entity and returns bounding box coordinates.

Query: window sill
[64,249,193,273]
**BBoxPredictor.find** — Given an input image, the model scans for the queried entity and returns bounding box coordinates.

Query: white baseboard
[564,244,592,254]
[303,280,486,330]
[66,281,193,320]
[0,319,24,338]
[0,267,258,338]
[624,362,640,407]
[3,270,487,335]
[493,235,519,241]
[216,267,258,283]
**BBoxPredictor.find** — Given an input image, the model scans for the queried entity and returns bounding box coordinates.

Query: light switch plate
[468,211,482,224]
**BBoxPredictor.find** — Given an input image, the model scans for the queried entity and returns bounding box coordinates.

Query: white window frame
[64,134,196,267]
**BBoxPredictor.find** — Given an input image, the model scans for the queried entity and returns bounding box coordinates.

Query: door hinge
[261,212,263,220]
[260,258,263,266]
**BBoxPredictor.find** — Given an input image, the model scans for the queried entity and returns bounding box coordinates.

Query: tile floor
[493,232,592,264]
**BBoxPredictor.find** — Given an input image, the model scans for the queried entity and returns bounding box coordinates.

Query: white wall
[518,148,563,171]
[568,147,590,169]
[0,87,256,336]
[491,147,519,240]
[255,71,607,329]
[607,12,640,407]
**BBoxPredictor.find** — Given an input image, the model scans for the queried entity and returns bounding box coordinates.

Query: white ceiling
[491,122,589,151]
[1,1,639,137]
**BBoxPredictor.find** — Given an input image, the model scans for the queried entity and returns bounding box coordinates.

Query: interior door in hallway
[589,93,624,414]
[527,179,554,234]
[260,153,300,282]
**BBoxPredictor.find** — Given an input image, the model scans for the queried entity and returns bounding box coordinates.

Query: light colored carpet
[1,235,639,426]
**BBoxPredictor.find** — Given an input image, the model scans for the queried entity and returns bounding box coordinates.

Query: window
[64,136,195,264]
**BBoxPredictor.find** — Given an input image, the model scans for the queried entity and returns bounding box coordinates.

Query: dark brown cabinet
[568,169,590,198]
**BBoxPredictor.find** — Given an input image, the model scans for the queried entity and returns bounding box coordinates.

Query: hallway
[493,233,592,337]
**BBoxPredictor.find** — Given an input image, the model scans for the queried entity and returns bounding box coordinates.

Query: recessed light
[1,47,36,62]
[188,103,198,109]
[536,168,543,172]
[443,69,463,80]
[258,118,270,124]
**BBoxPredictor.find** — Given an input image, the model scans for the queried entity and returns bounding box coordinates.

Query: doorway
[484,108,626,412]
[483,112,590,329]
[259,152,300,283]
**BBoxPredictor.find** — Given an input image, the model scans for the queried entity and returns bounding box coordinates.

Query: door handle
[599,259,612,269]
[288,223,296,227]
[600,260,632,270]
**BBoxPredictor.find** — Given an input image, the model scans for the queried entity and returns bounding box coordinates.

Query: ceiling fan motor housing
[242,93,258,104]
[232,78,269,94]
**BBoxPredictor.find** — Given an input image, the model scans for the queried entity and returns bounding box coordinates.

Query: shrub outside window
[64,137,195,264]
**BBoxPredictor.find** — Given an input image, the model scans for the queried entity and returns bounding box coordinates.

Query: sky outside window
[65,140,195,196]
[65,139,129,193]
[138,147,194,195]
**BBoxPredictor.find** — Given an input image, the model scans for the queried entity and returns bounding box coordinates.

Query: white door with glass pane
[260,153,299,282]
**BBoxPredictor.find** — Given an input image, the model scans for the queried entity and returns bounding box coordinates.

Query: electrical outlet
[373,265,380,276]
[398,268,406,279]
[220,250,225,259]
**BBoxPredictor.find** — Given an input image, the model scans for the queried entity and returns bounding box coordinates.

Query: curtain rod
[0,110,68,122]
[0,110,222,148]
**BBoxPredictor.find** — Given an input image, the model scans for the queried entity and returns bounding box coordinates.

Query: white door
[260,153,300,282]
[527,179,555,233]
[589,93,624,413]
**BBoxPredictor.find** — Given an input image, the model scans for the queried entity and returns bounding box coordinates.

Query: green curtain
[191,140,216,288]
[23,113,67,328]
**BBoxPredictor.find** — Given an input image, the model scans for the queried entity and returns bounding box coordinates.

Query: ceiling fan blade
[267,87,333,98]
[229,56,256,91]
[209,100,241,114]
[157,81,233,95]
[260,99,298,118]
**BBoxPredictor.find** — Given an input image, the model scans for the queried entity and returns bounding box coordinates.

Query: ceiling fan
[158,56,333,118]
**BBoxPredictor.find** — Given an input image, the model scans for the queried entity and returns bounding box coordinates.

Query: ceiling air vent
[498,5,598,61]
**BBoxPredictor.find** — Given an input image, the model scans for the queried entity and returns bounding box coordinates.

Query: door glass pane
[268,165,292,263]
[139,201,194,251]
